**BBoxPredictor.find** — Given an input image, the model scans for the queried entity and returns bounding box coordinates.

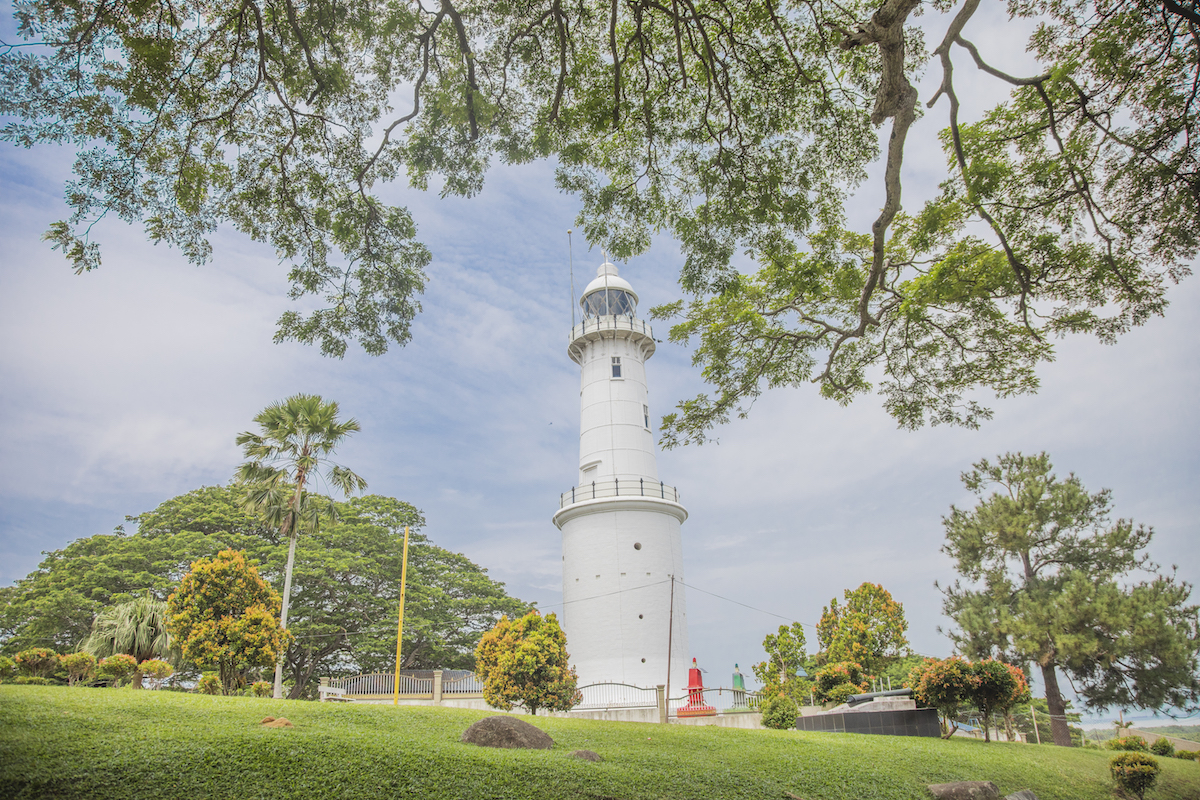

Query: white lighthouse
[552,259,690,692]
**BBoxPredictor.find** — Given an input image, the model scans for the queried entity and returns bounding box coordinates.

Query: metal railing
[442,671,484,694]
[669,687,762,715]
[570,315,653,341]
[575,682,659,710]
[559,477,680,509]
[332,672,431,695]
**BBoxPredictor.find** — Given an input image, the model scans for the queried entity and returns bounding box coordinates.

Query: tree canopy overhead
[1,0,1194,426]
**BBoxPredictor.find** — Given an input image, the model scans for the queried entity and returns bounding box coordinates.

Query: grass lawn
[2,686,1199,800]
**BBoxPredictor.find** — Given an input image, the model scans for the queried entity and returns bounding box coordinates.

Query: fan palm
[235,394,367,699]
[81,596,175,688]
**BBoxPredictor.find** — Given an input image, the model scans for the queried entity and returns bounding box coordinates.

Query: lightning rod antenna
[568,230,577,327]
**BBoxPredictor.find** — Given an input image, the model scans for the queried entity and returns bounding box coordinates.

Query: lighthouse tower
[552,259,689,692]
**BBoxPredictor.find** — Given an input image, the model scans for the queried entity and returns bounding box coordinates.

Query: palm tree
[235,394,367,699]
[81,596,175,688]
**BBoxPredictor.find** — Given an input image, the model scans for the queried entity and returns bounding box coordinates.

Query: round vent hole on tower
[633,542,642,550]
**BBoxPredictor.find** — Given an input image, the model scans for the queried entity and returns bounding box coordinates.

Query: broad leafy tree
[236,394,367,698]
[475,610,580,716]
[816,582,909,675]
[81,596,175,688]
[941,452,1200,746]
[0,486,526,697]
[1,0,1193,431]
[908,656,973,738]
[752,622,809,702]
[166,549,291,694]
[970,658,1025,743]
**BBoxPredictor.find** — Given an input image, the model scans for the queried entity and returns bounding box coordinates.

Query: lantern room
[580,260,639,318]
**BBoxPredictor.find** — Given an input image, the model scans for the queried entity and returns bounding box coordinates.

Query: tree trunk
[273,532,299,700]
[1039,663,1073,746]
[131,669,144,689]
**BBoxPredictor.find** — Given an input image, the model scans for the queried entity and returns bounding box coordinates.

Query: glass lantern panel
[581,289,637,318]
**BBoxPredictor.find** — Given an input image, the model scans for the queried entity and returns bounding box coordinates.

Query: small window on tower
[611,357,622,378]
[643,404,650,430]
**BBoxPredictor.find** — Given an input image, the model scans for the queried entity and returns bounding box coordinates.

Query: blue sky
[1,2,1197,724]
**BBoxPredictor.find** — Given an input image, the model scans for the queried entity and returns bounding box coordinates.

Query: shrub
[14,647,59,678]
[1109,752,1160,800]
[96,653,139,687]
[138,659,173,689]
[1174,749,1198,760]
[908,656,973,738]
[474,610,581,715]
[12,676,53,685]
[196,673,222,695]
[60,652,97,686]
[823,682,860,706]
[0,656,16,683]
[1150,736,1175,756]
[251,680,272,698]
[760,693,799,730]
[812,661,867,704]
[1108,735,1149,752]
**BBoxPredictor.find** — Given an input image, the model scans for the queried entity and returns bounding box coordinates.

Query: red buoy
[677,658,716,717]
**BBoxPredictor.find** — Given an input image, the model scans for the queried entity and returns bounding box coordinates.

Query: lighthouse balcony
[558,477,680,509]
[568,316,655,364]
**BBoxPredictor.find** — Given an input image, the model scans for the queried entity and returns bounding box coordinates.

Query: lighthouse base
[555,495,689,690]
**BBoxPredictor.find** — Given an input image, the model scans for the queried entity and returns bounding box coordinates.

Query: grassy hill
[2,686,1199,800]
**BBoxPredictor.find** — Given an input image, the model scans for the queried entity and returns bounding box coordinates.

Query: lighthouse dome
[580,260,639,318]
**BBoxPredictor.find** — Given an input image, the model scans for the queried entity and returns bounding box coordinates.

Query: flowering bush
[14,647,60,678]
[197,673,222,695]
[1108,735,1149,752]
[1109,752,1160,799]
[97,653,139,687]
[60,652,97,686]
[812,661,867,704]
[251,680,272,697]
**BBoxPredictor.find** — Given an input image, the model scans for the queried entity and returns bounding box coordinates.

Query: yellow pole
[393,525,410,706]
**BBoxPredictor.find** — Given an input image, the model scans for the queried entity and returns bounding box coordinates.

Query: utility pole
[392,525,410,706]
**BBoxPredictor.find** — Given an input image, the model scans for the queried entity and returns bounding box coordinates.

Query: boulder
[1004,792,1038,800]
[927,782,1000,800]
[571,749,603,762]
[261,717,293,728]
[460,716,554,750]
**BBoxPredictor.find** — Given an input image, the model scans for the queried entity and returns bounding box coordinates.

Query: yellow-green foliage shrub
[1108,735,1149,752]
[14,647,59,678]
[812,661,867,704]
[60,652,97,686]
[251,680,272,697]
[1149,736,1174,756]
[1109,752,1160,800]
[197,673,222,695]
[97,653,138,687]
[760,694,799,730]
[138,658,173,688]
